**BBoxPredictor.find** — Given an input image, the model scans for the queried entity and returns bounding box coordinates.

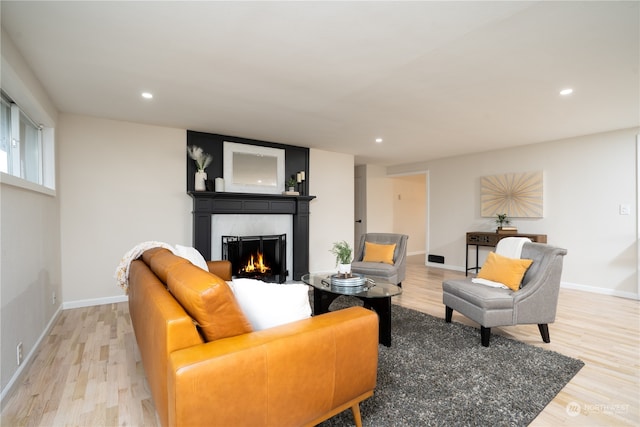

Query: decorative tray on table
[331,273,366,287]
[323,273,375,294]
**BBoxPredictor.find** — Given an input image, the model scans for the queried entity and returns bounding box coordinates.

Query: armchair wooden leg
[480,326,491,347]
[351,403,363,427]
[445,306,453,323]
[538,324,550,343]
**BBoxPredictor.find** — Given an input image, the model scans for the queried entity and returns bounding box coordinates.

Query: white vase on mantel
[338,263,351,275]
[195,171,207,191]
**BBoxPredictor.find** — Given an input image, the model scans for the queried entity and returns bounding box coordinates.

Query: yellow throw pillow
[477,252,533,291]
[362,242,396,265]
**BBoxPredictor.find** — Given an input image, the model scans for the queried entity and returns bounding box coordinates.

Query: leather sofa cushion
[167,262,253,342]
[174,244,209,270]
[143,247,189,284]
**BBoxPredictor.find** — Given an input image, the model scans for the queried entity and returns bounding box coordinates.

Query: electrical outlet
[52,291,56,305]
[17,342,23,366]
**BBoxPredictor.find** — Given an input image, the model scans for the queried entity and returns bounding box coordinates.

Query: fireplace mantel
[189,191,316,280]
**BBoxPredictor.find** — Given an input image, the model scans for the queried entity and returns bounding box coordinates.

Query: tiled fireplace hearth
[189,192,315,280]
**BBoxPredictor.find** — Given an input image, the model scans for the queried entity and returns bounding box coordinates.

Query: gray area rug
[318,296,584,427]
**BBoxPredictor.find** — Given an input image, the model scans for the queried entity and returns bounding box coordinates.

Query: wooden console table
[466,231,547,276]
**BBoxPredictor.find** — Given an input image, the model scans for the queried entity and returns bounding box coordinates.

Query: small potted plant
[495,213,515,232]
[286,177,297,192]
[330,240,353,276]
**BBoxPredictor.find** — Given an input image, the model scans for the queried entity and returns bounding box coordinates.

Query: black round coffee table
[301,273,402,347]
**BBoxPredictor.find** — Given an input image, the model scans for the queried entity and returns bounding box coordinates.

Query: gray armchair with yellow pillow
[443,241,567,346]
[351,233,409,286]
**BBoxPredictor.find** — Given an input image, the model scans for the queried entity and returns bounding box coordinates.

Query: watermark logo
[566,401,581,417]
[566,401,629,417]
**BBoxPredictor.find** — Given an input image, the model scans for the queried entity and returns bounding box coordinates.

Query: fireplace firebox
[222,234,287,283]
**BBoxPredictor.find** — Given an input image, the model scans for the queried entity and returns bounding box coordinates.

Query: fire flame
[241,252,271,274]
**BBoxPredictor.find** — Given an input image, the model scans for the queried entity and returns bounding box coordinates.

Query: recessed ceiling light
[141,92,153,99]
[559,88,573,96]
[375,138,383,143]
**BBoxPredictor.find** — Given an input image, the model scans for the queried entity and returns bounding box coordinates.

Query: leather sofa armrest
[168,306,378,427]
[207,260,232,281]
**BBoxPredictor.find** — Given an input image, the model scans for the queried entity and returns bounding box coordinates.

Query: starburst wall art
[480,171,543,218]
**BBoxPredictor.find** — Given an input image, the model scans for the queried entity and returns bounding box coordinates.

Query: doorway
[391,173,428,263]
[354,165,428,263]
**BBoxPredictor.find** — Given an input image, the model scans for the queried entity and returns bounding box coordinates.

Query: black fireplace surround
[189,192,315,280]
[187,131,315,280]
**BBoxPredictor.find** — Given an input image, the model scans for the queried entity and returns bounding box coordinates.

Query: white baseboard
[560,281,639,300]
[407,251,426,257]
[62,294,128,310]
[426,262,466,272]
[0,305,63,404]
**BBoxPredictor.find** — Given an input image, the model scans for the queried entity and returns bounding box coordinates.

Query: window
[0,91,54,190]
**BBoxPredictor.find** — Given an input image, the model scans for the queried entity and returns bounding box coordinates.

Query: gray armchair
[442,242,567,346]
[351,233,409,286]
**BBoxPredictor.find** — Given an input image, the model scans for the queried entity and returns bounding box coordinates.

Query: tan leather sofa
[128,247,379,427]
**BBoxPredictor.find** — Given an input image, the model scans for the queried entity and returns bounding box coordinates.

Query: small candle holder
[296,170,306,195]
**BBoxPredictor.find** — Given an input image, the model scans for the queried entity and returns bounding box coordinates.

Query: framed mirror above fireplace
[223,141,285,194]
[186,131,310,195]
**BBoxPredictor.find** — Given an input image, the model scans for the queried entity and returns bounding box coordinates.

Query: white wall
[365,164,394,232]
[58,114,190,304]
[389,127,639,298]
[57,116,355,302]
[0,31,61,395]
[308,149,355,272]
[0,30,57,127]
[0,185,62,393]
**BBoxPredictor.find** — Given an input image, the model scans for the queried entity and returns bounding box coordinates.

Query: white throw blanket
[471,237,531,289]
[114,241,174,293]
[495,237,531,258]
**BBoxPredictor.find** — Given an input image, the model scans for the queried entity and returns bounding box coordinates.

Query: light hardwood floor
[2,260,639,426]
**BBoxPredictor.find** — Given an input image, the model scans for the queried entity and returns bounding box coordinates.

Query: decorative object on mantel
[187,145,213,191]
[296,170,306,195]
[495,213,517,233]
[481,171,543,218]
[283,176,299,195]
[214,177,225,192]
[330,240,353,276]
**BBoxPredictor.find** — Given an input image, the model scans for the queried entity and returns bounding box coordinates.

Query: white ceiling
[2,1,638,166]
